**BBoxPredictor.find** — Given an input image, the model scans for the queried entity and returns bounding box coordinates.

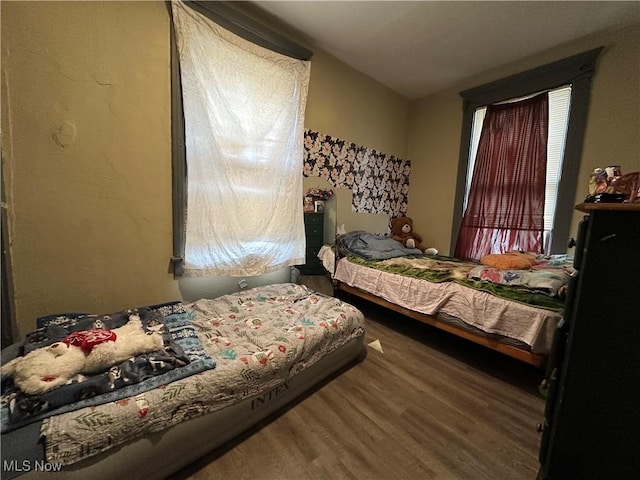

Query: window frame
[450,47,603,255]
[465,86,572,254]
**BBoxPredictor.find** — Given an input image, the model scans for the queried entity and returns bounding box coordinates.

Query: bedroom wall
[1,1,409,338]
[1,1,179,338]
[407,23,640,255]
[304,49,411,243]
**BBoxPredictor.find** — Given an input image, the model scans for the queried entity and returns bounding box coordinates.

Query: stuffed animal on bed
[2,314,163,395]
[390,216,427,252]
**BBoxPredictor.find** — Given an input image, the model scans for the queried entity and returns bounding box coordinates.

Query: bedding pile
[1,302,215,432]
[344,255,570,311]
[2,284,365,467]
[467,255,574,298]
[336,231,573,309]
[336,231,423,260]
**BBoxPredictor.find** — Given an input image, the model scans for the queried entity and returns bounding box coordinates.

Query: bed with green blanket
[333,231,572,367]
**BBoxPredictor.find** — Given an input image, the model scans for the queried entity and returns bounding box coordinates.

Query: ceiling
[250,1,640,99]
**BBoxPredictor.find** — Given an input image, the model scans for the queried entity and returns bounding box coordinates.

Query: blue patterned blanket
[0,301,215,432]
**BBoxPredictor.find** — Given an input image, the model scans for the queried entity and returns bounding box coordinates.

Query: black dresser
[298,212,325,275]
[538,203,640,479]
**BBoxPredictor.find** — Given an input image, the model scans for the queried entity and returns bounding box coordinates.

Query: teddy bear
[390,216,427,252]
[2,314,163,395]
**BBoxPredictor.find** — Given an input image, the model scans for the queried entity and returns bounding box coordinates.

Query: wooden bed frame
[335,281,546,368]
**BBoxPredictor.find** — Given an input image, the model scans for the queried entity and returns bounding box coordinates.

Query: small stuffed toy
[2,314,163,395]
[390,216,427,252]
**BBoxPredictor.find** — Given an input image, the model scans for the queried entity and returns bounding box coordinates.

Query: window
[463,86,572,254]
[169,1,312,277]
[451,48,602,255]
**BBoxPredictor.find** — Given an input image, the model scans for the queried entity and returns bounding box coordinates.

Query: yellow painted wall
[306,49,410,157]
[1,1,409,337]
[1,1,178,337]
[407,23,640,254]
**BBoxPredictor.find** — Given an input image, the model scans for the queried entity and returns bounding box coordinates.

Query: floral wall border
[303,129,410,217]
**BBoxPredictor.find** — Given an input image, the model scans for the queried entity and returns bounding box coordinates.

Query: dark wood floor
[169,277,546,480]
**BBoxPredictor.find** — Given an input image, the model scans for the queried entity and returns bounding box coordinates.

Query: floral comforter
[42,284,365,466]
[467,255,574,298]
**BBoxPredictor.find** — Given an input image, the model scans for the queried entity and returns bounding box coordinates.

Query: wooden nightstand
[298,212,325,275]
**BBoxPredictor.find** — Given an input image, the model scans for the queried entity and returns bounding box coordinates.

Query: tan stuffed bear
[2,314,163,395]
[390,216,427,252]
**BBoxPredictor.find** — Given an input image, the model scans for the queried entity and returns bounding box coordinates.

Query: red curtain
[455,93,548,260]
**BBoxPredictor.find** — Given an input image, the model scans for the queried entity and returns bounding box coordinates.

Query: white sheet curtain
[171,1,310,277]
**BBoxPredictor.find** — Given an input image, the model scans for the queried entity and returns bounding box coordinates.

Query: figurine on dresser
[586,166,639,203]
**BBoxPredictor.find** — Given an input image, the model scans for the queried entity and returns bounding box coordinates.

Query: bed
[326,230,571,368]
[0,283,365,479]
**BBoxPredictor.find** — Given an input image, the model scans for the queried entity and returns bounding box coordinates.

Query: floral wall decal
[303,130,410,216]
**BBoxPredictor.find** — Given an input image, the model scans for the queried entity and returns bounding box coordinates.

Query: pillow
[480,252,537,270]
